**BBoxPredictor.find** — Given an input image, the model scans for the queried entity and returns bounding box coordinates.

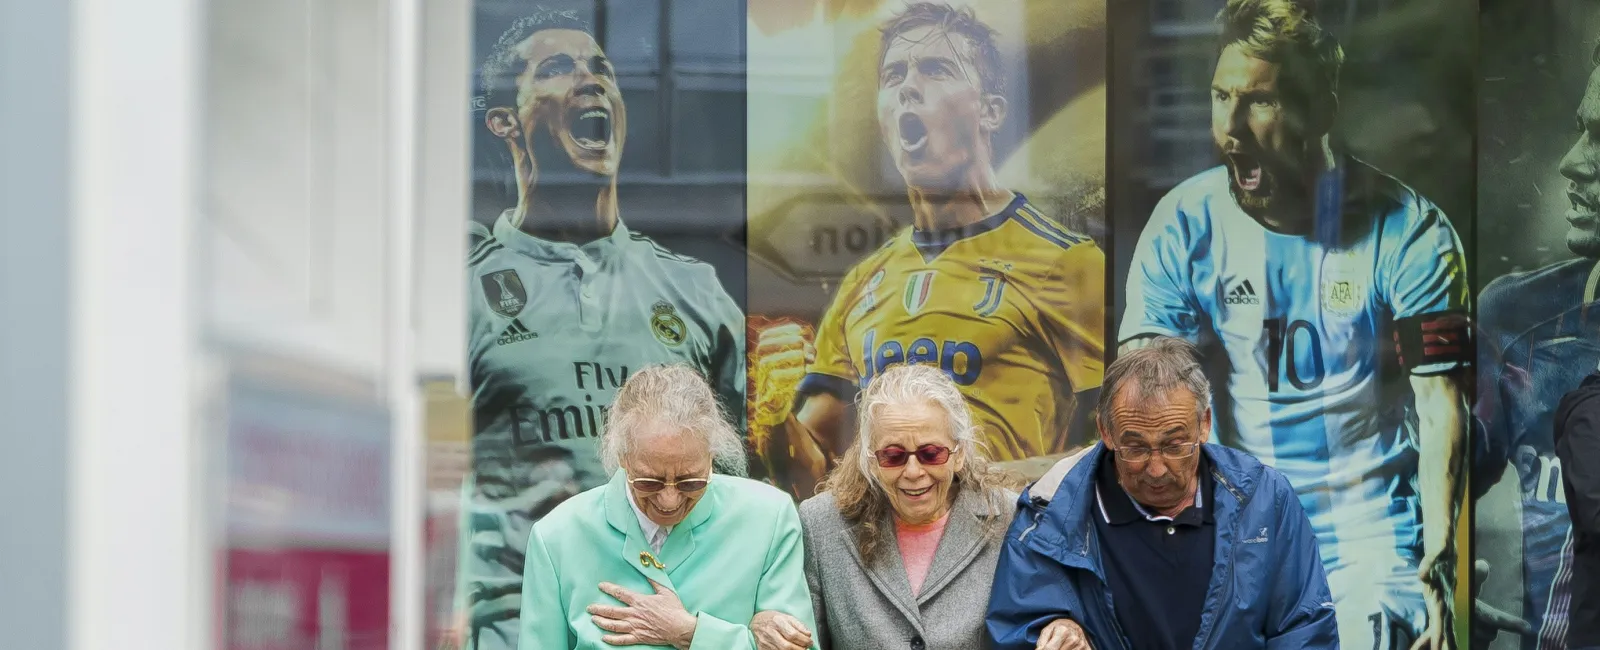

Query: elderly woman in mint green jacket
[516,364,820,650]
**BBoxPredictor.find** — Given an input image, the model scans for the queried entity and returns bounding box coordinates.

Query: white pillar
[67,0,206,649]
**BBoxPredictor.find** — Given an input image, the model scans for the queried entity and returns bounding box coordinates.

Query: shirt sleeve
[1263,472,1340,649]
[1039,242,1107,393]
[1557,382,1600,537]
[687,503,821,650]
[517,524,572,650]
[798,265,864,400]
[985,499,1088,650]
[707,286,749,437]
[1119,192,1203,344]
[1470,278,1519,498]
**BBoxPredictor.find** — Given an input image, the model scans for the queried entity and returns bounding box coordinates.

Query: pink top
[895,512,950,595]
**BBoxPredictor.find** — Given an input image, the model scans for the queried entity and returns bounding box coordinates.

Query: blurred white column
[67,3,205,650]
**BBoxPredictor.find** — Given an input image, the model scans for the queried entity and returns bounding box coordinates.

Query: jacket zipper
[1196,467,1248,650]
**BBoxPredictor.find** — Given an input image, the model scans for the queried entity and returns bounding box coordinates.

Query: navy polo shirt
[1091,450,1216,650]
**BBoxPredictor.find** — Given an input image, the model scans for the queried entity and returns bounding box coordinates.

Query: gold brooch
[638,551,665,570]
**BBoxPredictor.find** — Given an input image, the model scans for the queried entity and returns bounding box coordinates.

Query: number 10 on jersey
[1263,318,1325,392]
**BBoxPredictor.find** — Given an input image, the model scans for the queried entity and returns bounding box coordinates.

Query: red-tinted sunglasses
[873,444,953,468]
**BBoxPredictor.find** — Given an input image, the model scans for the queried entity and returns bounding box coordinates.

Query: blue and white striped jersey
[459,213,746,650]
[1120,158,1469,584]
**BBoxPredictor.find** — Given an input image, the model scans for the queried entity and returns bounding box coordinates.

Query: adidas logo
[496,320,539,346]
[1224,280,1260,305]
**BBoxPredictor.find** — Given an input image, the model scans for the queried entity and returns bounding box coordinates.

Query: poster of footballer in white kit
[457,2,751,648]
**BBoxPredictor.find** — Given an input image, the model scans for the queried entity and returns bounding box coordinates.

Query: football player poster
[1476,1,1600,648]
[1111,0,1474,648]
[456,2,750,649]
[745,0,1109,500]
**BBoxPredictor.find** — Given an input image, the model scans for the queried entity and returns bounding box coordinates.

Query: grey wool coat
[798,486,1016,650]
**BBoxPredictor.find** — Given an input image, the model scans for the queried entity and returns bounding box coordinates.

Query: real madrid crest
[650,301,687,346]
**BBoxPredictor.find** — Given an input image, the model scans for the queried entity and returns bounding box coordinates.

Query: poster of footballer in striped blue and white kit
[1476,1,1600,648]
[1111,1,1475,648]
[456,3,751,648]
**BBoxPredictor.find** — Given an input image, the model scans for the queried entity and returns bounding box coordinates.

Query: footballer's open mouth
[1570,189,1597,222]
[898,113,928,154]
[1227,151,1265,192]
[568,105,613,152]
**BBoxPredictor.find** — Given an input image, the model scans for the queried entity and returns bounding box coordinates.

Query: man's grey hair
[1099,337,1212,432]
[855,363,982,475]
[599,364,748,476]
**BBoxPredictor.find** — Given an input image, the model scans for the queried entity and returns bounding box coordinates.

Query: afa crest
[651,301,687,347]
[481,269,528,318]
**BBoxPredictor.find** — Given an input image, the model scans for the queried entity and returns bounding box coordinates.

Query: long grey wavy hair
[599,364,749,477]
[821,363,1017,562]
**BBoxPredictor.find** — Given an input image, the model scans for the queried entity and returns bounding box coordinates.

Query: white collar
[627,489,673,553]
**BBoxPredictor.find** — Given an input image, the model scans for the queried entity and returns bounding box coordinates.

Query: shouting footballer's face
[1559,65,1600,258]
[498,29,626,178]
[1211,44,1323,215]
[877,25,1004,191]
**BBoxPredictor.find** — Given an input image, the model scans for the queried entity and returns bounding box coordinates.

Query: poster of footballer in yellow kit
[744,0,1108,498]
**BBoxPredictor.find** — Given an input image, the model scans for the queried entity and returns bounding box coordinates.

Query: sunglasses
[627,475,710,494]
[873,444,953,468]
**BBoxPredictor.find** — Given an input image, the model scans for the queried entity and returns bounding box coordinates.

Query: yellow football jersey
[799,193,1106,461]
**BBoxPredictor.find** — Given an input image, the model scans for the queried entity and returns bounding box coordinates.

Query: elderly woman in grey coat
[758,363,1019,650]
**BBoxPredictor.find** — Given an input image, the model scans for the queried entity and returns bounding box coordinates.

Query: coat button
[909,637,925,650]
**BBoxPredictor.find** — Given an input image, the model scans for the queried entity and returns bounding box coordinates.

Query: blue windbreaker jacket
[985,443,1339,649]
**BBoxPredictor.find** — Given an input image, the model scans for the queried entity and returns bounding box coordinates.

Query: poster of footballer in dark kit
[745,0,1109,500]
[1110,0,1474,648]
[458,2,749,648]
[1476,1,1600,649]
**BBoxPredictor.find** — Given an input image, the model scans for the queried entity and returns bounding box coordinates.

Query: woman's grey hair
[1099,336,1212,432]
[854,363,982,476]
[599,364,748,476]
[822,363,1018,562]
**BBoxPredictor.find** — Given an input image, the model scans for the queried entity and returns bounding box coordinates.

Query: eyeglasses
[873,444,954,468]
[627,475,711,494]
[1113,442,1201,463]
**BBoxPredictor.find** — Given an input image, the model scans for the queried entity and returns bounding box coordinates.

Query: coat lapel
[914,488,993,605]
[658,479,717,577]
[602,472,676,590]
[838,525,924,634]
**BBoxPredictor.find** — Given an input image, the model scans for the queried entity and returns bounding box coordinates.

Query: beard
[1221,148,1309,218]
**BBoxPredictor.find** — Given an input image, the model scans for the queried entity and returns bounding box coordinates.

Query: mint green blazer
[517,471,821,649]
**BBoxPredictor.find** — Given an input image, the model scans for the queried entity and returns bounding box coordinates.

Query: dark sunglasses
[873,444,953,468]
[627,476,710,494]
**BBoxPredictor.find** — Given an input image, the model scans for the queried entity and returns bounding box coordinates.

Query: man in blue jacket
[986,336,1338,649]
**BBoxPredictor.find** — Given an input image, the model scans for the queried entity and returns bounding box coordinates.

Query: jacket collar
[602,470,719,589]
[1021,443,1262,567]
[914,485,1006,604]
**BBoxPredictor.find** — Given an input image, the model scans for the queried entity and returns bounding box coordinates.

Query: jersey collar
[910,192,1025,262]
[492,210,632,264]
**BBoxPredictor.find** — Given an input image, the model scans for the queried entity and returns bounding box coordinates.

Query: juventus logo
[974,273,1007,316]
